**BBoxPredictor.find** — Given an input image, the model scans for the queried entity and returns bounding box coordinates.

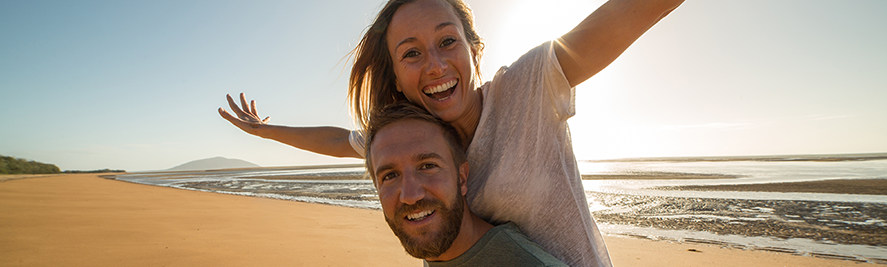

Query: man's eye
[381,172,398,181]
[420,163,437,170]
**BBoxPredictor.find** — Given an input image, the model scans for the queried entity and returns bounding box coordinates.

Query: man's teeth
[424,80,457,95]
[407,210,434,221]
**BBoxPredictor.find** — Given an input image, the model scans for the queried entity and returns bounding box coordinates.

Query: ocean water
[113,154,887,263]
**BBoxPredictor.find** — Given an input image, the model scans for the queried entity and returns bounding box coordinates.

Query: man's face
[369,119,468,259]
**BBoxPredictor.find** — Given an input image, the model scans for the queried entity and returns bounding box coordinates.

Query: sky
[1,0,885,172]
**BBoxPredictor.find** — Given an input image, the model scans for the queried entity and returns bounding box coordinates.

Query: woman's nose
[425,49,448,77]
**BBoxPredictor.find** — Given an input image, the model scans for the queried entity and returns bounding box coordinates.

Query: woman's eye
[403,50,419,59]
[440,38,455,47]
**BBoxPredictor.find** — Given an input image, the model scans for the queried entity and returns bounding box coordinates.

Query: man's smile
[406,209,436,222]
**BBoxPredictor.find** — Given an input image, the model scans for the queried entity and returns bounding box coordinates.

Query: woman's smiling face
[386,0,478,124]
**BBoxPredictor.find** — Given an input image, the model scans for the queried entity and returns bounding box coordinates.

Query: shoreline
[1,174,881,266]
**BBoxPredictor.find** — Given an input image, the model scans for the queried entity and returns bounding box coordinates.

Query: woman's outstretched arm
[218,93,363,159]
[555,0,684,87]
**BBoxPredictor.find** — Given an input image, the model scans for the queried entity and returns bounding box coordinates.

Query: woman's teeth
[423,80,457,101]
[407,210,434,221]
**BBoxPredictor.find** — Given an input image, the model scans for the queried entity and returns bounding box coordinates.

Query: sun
[475,0,605,80]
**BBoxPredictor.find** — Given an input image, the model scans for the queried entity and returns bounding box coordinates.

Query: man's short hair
[364,101,467,185]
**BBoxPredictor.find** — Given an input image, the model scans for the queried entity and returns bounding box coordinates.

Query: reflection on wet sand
[659,178,887,195]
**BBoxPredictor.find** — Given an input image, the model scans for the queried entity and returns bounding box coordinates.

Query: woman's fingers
[239,93,251,114]
[218,107,240,124]
[219,107,260,131]
[227,94,248,118]
[223,93,268,125]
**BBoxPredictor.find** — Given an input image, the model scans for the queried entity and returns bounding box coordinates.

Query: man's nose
[399,170,425,205]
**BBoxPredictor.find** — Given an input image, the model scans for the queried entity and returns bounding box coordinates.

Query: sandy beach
[0,174,879,266]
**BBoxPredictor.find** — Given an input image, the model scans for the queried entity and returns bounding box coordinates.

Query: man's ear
[458,161,469,196]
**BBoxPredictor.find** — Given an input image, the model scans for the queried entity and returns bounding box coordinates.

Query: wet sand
[588,153,887,163]
[662,178,887,195]
[582,172,741,180]
[590,192,887,248]
[0,174,878,267]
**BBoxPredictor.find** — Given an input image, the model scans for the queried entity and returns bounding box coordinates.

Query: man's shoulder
[429,222,568,267]
[487,223,568,266]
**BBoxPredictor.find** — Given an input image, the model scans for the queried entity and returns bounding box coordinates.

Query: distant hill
[167,157,260,171]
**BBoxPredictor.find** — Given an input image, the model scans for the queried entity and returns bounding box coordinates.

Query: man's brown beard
[385,193,464,259]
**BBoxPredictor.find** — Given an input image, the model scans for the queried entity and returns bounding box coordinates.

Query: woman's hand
[218,93,271,132]
[217,92,363,158]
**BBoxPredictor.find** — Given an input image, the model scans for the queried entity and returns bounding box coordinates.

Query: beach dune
[0,174,875,266]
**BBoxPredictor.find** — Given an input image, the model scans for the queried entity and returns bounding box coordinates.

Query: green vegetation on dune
[63,169,125,174]
[0,155,61,174]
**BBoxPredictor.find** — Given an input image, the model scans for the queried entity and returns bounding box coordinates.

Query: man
[364,102,567,266]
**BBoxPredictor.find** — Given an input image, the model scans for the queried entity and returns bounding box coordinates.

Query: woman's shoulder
[491,41,557,80]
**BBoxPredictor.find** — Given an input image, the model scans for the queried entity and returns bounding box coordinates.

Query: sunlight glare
[479,0,604,79]
[479,0,659,161]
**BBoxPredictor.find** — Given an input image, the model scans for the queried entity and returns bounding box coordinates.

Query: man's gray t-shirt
[426,223,567,267]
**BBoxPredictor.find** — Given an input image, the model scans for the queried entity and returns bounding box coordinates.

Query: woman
[220,0,683,265]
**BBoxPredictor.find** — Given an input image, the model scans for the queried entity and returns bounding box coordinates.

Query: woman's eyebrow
[395,37,417,52]
[435,22,456,31]
[394,22,458,52]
